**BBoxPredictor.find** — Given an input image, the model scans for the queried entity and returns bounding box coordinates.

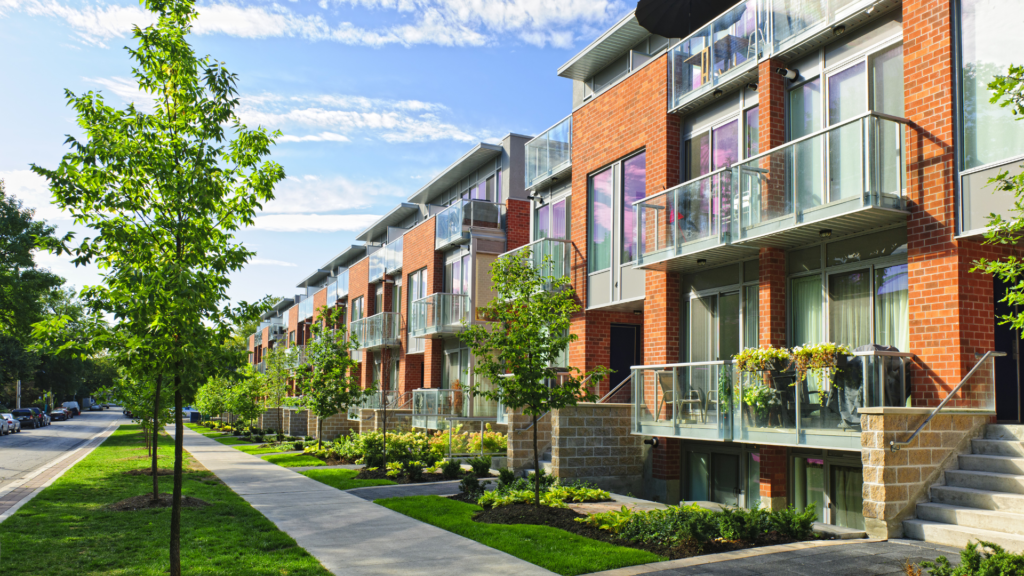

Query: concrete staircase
[905,424,1024,552]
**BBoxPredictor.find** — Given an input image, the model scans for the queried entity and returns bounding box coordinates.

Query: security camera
[776,67,799,81]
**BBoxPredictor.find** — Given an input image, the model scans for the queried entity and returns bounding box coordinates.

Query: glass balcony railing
[349,312,401,350]
[368,247,385,282]
[435,200,505,250]
[526,116,572,189]
[500,238,571,289]
[327,281,338,307]
[633,350,915,449]
[336,269,349,299]
[412,389,468,430]
[386,236,403,275]
[669,0,766,110]
[635,112,908,270]
[409,293,472,338]
[299,298,314,320]
[346,390,409,420]
[771,0,869,53]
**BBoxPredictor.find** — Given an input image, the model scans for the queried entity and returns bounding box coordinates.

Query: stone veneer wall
[507,411,552,473]
[358,409,413,433]
[860,408,995,538]
[285,409,308,437]
[260,408,282,433]
[551,403,644,495]
[307,411,360,442]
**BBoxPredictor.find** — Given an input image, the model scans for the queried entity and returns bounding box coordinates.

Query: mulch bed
[471,503,813,560]
[109,493,209,511]
[354,467,492,484]
[124,468,175,476]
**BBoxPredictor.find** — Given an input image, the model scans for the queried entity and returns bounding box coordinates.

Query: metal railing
[409,293,472,338]
[350,312,401,350]
[500,237,571,290]
[526,115,572,189]
[891,351,1004,452]
[435,199,505,250]
[599,374,633,403]
[346,390,412,421]
[412,389,468,430]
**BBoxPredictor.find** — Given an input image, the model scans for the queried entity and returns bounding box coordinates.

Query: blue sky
[0,0,630,306]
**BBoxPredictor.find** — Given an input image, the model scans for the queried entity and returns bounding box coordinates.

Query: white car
[2,413,21,434]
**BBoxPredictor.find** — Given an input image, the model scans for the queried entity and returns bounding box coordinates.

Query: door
[609,324,641,397]
[994,278,1023,422]
[827,61,867,201]
[712,453,740,507]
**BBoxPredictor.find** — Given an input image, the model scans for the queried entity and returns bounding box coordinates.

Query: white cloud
[249,257,298,266]
[253,213,381,232]
[0,169,69,222]
[3,0,624,49]
[264,174,404,214]
[82,76,156,110]
[277,131,351,143]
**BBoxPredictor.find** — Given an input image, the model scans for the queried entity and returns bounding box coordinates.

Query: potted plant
[736,380,782,427]
[790,343,853,405]
[734,346,792,373]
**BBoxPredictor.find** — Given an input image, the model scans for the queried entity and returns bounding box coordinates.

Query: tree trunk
[152,375,163,502]
[317,416,322,449]
[382,393,387,468]
[169,383,183,576]
[532,412,540,507]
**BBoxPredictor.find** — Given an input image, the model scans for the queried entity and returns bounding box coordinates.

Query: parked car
[62,401,81,416]
[101,403,109,409]
[123,408,133,418]
[50,410,68,422]
[27,407,48,427]
[12,409,38,429]
[3,414,21,433]
[89,403,102,411]
[0,415,8,435]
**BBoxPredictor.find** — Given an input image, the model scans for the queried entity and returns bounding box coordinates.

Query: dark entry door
[609,324,642,396]
[994,279,1023,422]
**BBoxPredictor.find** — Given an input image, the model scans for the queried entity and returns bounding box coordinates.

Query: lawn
[235,444,295,455]
[1,424,331,576]
[261,454,325,468]
[301,468,396,490]
[376,496,663,576]
[213,435,257,446]
[183,423,232,438]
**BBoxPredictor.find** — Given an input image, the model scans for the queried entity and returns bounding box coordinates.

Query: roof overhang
[406,143,503,205]
[355,203,420,242]
[557,11,649,81]
[296,268,332,289]
[320,245,366,271]
[261,297,294,320]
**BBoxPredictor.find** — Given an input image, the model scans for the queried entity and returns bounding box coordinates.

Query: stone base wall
[358,409,413,433]
[507,411,552,473]
[860,407,995,538]
[551,403,643,494]
[308,411,360,442]
[260,408,283,433]
[284,409,308,437]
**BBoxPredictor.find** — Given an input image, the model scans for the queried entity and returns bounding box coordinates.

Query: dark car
[11,409,38,429]
[50,410,68,422]
[27,407,47,427]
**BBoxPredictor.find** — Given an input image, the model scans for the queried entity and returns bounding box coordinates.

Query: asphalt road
[0,407,124,492]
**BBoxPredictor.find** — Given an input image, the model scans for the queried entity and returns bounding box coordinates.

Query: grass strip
[301,469,396,490]
[213,435,258,446]
[262,454,325,468]
[2,424,331,576]
[235,445,296,455]
[376,496,663,576]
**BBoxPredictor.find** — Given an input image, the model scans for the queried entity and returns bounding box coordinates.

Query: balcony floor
[736,201,908,251]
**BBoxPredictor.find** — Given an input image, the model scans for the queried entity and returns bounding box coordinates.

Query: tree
[460,251,609,506]
[973,65,1024,329]
[262,342,295,410]
[194,375,229,422]
[299,305,370,449]
[30,0,284,571]
[227,367,264,429]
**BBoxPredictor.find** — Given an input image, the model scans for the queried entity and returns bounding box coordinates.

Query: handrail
[599,374,632,403]
[631,359,732,370]
[502,236,571,255]
[631,165,732,208]
[739,110,909,166]
[890,351,1005,452]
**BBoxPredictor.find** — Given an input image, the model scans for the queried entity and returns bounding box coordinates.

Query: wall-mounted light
[643,437,659,447]
[832,25,846,36]
[633,310,642,316]
[776,67,799,81]
[865,6,876,15]
[697,258,707,266]
[747,82,759,91]
[713,89,724,98]
[819,229,833,239]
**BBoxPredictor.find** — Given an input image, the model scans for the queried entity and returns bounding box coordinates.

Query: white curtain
[832,465,865,530]
[791,276,822,345]
[874,264,909,350]
[828,270,871,348]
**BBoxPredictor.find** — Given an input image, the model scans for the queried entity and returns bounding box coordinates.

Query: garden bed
[354,466,492,484]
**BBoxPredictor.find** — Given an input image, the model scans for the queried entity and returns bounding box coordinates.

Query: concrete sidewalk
[173,426,554,576]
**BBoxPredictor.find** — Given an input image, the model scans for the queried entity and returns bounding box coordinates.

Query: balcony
[346,390,412,421]
[633,350,915,450]
[350,312,401,350]
[298,298,314,321]
[412,389,468,430]
[409,293,472,339]
[255,360,266,374]
[668,0,889,113]
[500,237,572,290]
[526,115,572,190]
[635,112,908,272]
[369,237,404,282]
[435,199,505,251]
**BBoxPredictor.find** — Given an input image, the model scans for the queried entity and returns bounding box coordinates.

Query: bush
[253,435,265,443]
[478,485,610,509]
[441,459,463,480]
[468,456,491,476]
[304,436,314,442]
[427,423,507,455]
[922,541,1024,576]
[459,472,484,500]
[769,505,817,539]
[276,433,286,442]
[292,441,304,451]
[497,467,516,488]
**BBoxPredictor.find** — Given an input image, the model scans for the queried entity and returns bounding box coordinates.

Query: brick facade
[506,198,531,251]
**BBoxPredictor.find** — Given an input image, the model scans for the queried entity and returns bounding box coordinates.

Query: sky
[0,0,632,307]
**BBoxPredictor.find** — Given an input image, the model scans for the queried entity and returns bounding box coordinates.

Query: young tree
[299,305,371,449]
[30,0,284,572]
[262,343,295,410]
[973,65,1024,328]
[227,367,265,430]
[194,375,229,422]
[461,251,609,507]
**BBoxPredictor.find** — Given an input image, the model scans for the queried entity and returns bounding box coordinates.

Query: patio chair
[656,370,676,421]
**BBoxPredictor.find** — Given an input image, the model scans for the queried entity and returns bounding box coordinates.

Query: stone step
[916,502,1024,537]
[972,438,1024,457]
[904,519,1024,553]
[986,424,1024,442]
[959,454,1024,475]
[931,485,1024,514]
[946,469,1024,495]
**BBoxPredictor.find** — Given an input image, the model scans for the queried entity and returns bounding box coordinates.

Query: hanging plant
[733,346,791,373]
[790,343,852,404]
[718,364,733,405]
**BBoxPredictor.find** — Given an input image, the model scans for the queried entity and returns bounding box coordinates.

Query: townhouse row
[249,0,1024,542]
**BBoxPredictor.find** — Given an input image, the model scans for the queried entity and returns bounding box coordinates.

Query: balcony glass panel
[337,269,349,298]
[526,116,572,188]
[633,362,735,441]
[386,236,403,274]
[412,388,470,430]
[435,200,505,250]
[350,312,401,350]
[327,280,338,306]
[734,113,906,244]
[409,293,472,338]
[368,247,386,281]
[500,238,571,290]
[635,170,733,267]
[772,0,871,52]
[299,298,314,320]
[669,0,764,110]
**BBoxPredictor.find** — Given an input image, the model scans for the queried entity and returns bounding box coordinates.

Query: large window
[588,168,614,272]
[792,452,864,530]
[407,268,427,354]
[351,296,364,322]
[535,195,570,240]
[621,152,647,263]
[445,253,472,295]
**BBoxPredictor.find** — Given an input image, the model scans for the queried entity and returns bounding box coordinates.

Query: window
[621,152,647,263]
[390,357,400,389]
[744,106,759,157]
[588,168,614,272]
[289,331,295,346]
[372,352,381,386]
[408,269,427,354]
[374,285,383,316]
[792,452,864,530]
[445,254,471,294]
[392,278,402,315]
[351,297,364,322]
[535,196,570,241]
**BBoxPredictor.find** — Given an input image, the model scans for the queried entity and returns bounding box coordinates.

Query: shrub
[459,472,484,500]
[441,459,463,480]
[922,541,1024,576]
[478,485,610,509]
[253,435,265,443]
[497,467,516,488]
[468,456,491,476]
[304,436,314,442]
[276,433,286,442]
[577,505,633,534]
[769,505,817,539]
[292,441,304,451]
